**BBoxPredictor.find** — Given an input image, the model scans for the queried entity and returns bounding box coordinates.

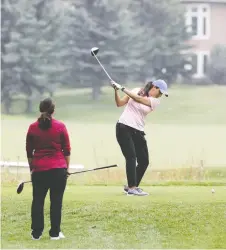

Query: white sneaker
[123,185,129,194]
[50,236,60,240]
[136,187,149,196]
[31,232,42,240]
[31,235,42,240]
[127,188,148,196]
[50,232,65,240]
[59,232,65,239]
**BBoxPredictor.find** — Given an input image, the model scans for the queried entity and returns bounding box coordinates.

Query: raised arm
[122,88,152,107]
[111,81,153,108]
[114,88,129,107]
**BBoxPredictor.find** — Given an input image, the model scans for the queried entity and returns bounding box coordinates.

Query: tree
[1,0,193,112]
[61,0,140,100]
[207,45,226,85]
[127,0,193,84]
[1,0,67,113]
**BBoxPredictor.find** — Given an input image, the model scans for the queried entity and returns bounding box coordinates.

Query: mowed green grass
[2,85,226,170]
[2,84,226,124]
[1,184,226,249]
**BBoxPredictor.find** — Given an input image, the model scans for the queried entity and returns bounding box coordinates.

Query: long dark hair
[38,98,55,130]
[138,81,154,97]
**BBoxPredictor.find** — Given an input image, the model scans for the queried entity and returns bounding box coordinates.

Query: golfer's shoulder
[52,118,67,129]
[148,96,160,109]
[132,87,141,93]
[28,121,38,129]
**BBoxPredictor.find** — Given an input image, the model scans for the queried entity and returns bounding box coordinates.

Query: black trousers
[31,168,67,238]
[116,122,149,188]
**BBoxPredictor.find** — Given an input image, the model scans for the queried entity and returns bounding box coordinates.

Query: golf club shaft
[93,54,113,81]
[70,164,117,175]
[21,165,117,184]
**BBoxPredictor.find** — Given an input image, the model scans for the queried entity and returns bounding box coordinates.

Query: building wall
[182,1,226,78]
[187,3,226,51]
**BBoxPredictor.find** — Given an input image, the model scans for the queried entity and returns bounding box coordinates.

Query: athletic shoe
[127,188,148,196]
[31,232,42,240]
[123,185,129,193]
[50,236,60,240]
[136,187,149,196]
[50,232,65,240]
[59,232,65,239]
[124,186,149,195]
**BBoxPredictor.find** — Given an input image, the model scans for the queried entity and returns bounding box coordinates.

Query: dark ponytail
[38,98,55,130]
[138,81,154,97]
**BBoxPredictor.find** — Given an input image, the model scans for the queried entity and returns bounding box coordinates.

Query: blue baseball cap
[152,79,168,97]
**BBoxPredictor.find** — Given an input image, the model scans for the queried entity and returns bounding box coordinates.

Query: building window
[186,52,209,78]
[185,4,210,39]
[203,54,208,74]
[192,16,198,36]
[195,52,209,78]
[191,54,198,75]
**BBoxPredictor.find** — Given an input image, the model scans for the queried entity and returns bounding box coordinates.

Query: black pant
[116,122,149,188]
[31,168,67,238]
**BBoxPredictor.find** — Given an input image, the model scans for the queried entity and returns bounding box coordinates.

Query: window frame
[193,51,210,78]
[185,4,211,40]
[182,50,210,78]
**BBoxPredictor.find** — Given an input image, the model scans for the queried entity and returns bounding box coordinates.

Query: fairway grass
[1,85,226,171]
[2,84,226,125]
[2,120,226,171]
[1,185,226,249]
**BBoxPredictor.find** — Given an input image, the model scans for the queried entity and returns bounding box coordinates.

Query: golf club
[91,47,113,81]
[16,164,118,194]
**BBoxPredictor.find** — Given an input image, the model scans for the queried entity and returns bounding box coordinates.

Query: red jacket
[26,118,71,172]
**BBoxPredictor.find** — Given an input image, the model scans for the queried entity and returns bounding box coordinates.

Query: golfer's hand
[30,170,33,180]
[110,80,123,90]
[66,170,71,177]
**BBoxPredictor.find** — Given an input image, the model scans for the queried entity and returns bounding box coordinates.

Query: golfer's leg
[49,168,67,237]
[134,132,149,187]
[31,172,49,237]
[116,123,137,188]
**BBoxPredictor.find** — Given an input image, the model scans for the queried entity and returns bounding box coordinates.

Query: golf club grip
[70,164,117,175]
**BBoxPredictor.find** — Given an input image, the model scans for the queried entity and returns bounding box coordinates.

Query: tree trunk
[25,98,33,113]
[3,97,12,114]
[91,85,101,100]
[49,91,53,97]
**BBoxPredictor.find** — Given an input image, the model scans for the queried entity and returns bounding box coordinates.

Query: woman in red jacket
[26,98,71,240]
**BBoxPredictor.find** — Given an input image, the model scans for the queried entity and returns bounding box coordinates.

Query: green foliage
[207,44,226,85]
[1,0,192,111]
[1,0,66,113]
[61,0,137,99]
[129,0,193,84]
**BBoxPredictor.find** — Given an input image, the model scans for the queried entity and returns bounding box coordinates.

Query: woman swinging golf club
[26,98,71,240]
[111,79,168,196]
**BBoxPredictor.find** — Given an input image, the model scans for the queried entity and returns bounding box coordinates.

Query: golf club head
[91,47,99,56]
[17,182,24,194]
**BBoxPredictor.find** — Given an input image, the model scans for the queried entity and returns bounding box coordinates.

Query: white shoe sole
[127,192,149,196]
[32,237,41,240]
[50,237,60,240]
[59,232,65,239]
[31,233,42,240]
[50,232,65,240]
